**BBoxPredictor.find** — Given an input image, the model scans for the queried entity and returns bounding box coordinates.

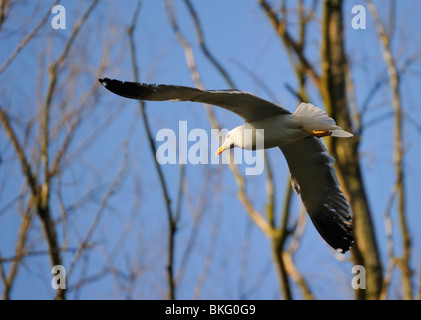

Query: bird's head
[215,127,242,156]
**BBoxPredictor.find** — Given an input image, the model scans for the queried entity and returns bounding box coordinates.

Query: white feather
[293,103,353,137]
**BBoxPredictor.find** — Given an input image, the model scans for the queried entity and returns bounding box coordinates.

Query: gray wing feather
[99,78,290,122]
[279,137,354,253]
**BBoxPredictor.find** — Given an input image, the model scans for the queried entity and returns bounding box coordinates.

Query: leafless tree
[1,0,419,300]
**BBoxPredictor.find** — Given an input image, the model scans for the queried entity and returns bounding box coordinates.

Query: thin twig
[128,0,177,300]
[259,0,321,91]
[175,168,211,284]
[0,1,60,75]
[183,0,236,89]
[169,0,274,236]
[66,145,128,280]
[368,0,412,300]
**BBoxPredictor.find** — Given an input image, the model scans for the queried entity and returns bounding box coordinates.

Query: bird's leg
[302,127,332,138]
[312,130,332,138]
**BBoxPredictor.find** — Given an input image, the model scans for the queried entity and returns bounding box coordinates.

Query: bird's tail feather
[293,103,353,138]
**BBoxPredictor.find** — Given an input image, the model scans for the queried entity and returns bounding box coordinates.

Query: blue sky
[1,0,421,299]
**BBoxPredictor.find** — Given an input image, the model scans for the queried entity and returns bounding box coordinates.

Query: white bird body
[224,102,352,151]
[230,114,308,150]
[99,78,355,253]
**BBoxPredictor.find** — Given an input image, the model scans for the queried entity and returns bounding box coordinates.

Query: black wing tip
[98,78,125,97]
[307,208,354,254]
[98,78,149,99]
[98,78,123,92]
[334,235,354,254]
[98,78,111,87]
[324,219,354,254]
[329,226,354,254]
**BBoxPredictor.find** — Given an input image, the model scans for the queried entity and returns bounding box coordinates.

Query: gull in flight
[99,78,354,253]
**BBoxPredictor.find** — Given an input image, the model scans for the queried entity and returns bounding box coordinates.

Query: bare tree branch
[183,0,236,89]
[67,144,128,280]
[368,0,412,300]
[128,0,178,300]
[259,0,321,91]
[0,0,59,75]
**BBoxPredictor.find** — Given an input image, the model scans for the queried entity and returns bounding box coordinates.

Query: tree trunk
[320,0,383,300]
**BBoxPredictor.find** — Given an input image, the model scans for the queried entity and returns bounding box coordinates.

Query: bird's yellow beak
[215,139,230,156]
[215,146,224,156]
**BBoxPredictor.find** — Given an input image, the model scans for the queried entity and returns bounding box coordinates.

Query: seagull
[99,78,354,253]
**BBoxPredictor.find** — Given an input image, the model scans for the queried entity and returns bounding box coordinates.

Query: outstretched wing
[99,78,290,122]
[280,137,354,253]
